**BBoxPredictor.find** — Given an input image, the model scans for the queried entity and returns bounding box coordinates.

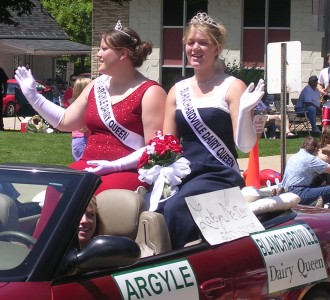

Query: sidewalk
[237,155,291,173]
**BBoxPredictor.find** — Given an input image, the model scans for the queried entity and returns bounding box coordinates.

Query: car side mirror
[62,235,141,275]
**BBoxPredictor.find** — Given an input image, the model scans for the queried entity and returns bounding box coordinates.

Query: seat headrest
[0,193,18,231]
[136,211,172,257]
[96,189,147,240]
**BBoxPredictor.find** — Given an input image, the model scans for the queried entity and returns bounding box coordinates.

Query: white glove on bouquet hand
[85,147,146,176]
[235,79,265,153]
[15,67,65,128]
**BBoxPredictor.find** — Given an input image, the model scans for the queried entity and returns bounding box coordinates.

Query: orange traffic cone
[245,142,260,188]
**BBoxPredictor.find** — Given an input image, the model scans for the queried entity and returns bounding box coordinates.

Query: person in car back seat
[78,196,99,249]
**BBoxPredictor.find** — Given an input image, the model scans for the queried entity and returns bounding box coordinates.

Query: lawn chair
[290,98,312,134]
[273,97,311,135]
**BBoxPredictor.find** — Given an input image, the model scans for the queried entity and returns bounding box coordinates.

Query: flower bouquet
[138,131,191,211]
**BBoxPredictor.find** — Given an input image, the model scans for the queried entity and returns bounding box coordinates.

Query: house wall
[208,0,243,64]
[31,56,55,82]
[91,0,325,97]
[0,54,54,82]
[129,0,162,82]
[291,0,324,89]
[91,0,161,82]
[0,54,15,79]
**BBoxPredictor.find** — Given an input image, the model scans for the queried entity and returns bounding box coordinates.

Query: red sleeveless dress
[69,80,159,194]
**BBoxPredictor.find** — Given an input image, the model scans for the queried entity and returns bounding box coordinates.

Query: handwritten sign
[185,187,265,245]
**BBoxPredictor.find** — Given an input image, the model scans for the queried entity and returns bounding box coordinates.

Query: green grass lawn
[0,130,318,166]
[0,131,73,166]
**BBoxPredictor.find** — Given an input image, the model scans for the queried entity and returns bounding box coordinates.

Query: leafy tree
[40,0,93,75]
[0,0,35,26]
[40,0,92,46]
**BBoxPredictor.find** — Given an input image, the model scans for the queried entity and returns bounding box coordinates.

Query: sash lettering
[95,76,145,150]
[177,80,240,173]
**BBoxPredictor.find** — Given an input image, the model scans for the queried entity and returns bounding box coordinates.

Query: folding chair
[273,97,311,135]
[289,98,311,134]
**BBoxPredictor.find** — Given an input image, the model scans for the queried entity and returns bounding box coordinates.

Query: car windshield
[0,164,100,278]
[7,83,17,95]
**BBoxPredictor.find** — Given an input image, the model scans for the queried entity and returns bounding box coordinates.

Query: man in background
[63,74,77,108]
[0,68,8,131]
[296,75,322,134]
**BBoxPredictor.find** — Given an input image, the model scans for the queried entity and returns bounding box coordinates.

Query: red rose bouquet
[138,131,191,211]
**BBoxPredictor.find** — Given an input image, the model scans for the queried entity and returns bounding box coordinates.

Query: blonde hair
[72,77,92,101]
[183,13,227,56]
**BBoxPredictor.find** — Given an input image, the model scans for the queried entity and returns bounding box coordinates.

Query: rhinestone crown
[114,20,137,43]
[190,12,217,27]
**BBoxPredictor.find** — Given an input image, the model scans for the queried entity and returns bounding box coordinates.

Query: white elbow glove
[85,147,146,176]
[15,67,65,128]
[235,79,265,152]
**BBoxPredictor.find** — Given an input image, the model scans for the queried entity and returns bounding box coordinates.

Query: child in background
[71,77,92,161]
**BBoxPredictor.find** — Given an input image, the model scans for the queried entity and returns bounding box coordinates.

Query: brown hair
[301,136,319,154]
[320,125,330,148]
[101,25,152,68]
[89,195,99,236]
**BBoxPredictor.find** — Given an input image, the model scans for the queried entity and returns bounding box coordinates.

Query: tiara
[115,20,137,43]
[190,12,217,27]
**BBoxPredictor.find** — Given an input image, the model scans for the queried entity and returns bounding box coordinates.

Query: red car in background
[2,79,52,117]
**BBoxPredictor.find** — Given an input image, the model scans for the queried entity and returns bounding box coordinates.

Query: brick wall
[92,0,162,82]
[91,0,129,77]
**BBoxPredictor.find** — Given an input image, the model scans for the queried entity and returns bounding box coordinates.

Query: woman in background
[70,76,92,161]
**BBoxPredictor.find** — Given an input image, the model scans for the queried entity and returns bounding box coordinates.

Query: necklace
[195,73,221,87]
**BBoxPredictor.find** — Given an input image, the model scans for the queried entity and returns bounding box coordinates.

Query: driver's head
[78,196,98,249]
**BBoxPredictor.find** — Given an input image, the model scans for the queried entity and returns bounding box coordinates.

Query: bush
[225,60,264,86]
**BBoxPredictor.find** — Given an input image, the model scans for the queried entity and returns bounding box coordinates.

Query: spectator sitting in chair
[254,93,295,139]
[296,75,321,134]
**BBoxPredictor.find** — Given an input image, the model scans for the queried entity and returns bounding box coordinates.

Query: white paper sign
[267,41,301,94]
[185,187,265,245]
[251,224,327,294]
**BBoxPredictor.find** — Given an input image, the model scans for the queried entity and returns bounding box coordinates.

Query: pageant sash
[177,80,240,173]
[94,76,145,150]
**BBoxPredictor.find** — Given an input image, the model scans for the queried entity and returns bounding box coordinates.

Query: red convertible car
[2,79,52,117]
[0,164,330,299]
